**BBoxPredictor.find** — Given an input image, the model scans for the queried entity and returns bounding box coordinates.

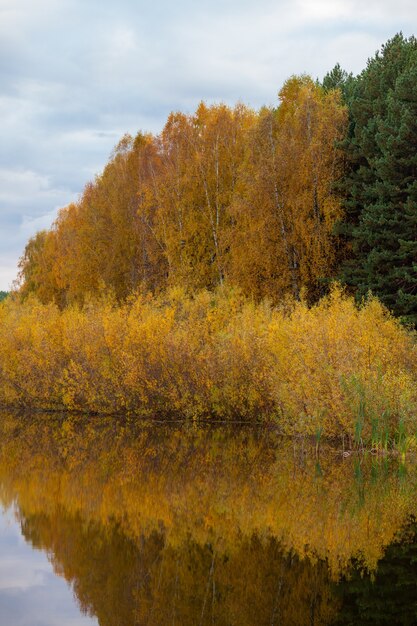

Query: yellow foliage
[0,286,415,441]
[1,411,417,609]
[16,84,346,307]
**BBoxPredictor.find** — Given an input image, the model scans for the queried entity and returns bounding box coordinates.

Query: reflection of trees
[20,510,338,626]
[334,519,417,625]
[22,512,164,626]
[0,413,417,624]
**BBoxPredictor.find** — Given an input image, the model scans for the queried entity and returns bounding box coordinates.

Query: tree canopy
[16,34,417,325]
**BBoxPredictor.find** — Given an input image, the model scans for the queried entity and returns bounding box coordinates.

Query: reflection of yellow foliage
[0,287,415,440]
[1,413,416,581]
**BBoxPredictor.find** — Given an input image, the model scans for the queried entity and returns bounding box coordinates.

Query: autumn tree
[19,133,167,306]
[66,133,167,302]
[155,103,255,291]
[229,76,347,302]
[18,229,63,305]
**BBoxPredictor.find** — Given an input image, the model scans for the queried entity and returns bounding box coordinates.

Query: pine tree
[322,63,353,99]
[339,34,417,324]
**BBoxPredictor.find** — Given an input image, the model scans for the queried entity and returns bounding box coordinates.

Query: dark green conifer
[338,34,417,324]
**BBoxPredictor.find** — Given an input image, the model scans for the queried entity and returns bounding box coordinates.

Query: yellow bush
[0,287,415,441]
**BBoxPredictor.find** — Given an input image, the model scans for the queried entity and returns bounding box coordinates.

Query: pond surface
[0,504,97,626]
[0,412,417,625]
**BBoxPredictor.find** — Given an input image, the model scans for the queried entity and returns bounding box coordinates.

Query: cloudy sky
[1,0,416,290]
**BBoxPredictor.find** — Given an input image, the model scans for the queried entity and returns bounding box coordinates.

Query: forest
[1,34,416,441]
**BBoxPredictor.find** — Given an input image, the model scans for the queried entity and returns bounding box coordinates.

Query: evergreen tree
[322,63,354,100]
[338,34,417,324]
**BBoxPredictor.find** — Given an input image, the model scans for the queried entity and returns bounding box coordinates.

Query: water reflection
[0,413,416,625]
[0,504,97,626]
[334,520,417,625]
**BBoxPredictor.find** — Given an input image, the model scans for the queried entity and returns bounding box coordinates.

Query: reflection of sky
[0,506,97,626]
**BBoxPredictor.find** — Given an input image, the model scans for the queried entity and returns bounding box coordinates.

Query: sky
[1,0,416,290]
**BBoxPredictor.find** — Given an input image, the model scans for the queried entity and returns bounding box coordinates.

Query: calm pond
[0,411,416,625]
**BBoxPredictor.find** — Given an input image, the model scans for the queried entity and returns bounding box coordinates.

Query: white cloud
[19,208,60,237]
[295,0,351,21]
[293,0,417,24]
[0,169,57,206]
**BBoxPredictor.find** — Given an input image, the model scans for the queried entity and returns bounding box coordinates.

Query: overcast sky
[1,0,416,290]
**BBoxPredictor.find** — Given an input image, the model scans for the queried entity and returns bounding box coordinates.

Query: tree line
[18,77,346,307]
[17,34,417,324]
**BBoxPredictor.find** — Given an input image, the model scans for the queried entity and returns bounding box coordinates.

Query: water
[0,412,416,625]
[0,504,97,626]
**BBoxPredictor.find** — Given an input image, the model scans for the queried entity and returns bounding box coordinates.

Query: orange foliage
[1,413,417,589]
[0,287,415,440]
[228,77,347,302]
[17,81,346,306]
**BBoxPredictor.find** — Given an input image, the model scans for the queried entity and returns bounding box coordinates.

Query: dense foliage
[3,34,417,430]
[17,36,417,323]
[18,78,347,306]
[0,287,415,439]
[337,34,417,325]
